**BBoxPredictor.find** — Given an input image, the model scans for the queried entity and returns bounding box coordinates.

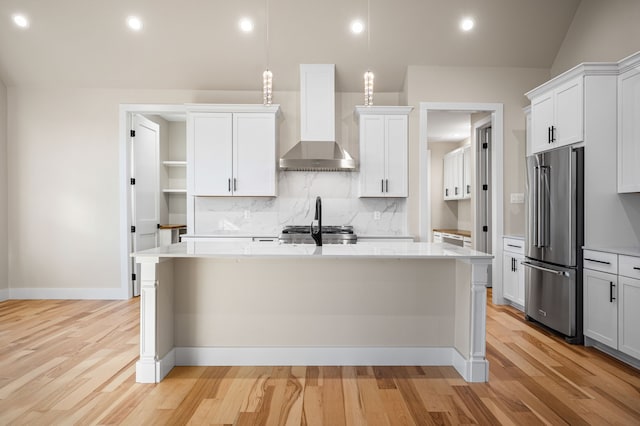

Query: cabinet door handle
[512,258,515,272]
[455,187,459,195]
[551,126,556,142]
[233,178,237,192]
[466,184,471,194]
[386,179,389,193]
[585,258,611,265]
[228,178,231,192]
[445,188,449,197]
[548,126,552,143]
[610,282,616,303]
[381,179,384,193]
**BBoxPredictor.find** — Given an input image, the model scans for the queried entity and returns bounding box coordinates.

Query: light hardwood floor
[1,292,639,425]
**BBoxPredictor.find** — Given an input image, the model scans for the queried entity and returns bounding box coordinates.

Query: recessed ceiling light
[460,17,474,32]
[351,19,364,34]
[127,16,143,31]
[239,18,254,33]
[12,13,29,29]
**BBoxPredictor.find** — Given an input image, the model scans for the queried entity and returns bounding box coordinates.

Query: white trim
[354,105,413,116]
[185,104,281,114]
[452,349,490,383]
[0,288,9,302]
[525,62,618,99]
[419,103,504,303]
[8,287,126,300]
[119,104,187,300]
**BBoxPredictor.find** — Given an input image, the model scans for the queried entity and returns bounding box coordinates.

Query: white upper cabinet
[187,105,280,197]
[355,106,412,198]
[443,145,471,201]
[529,75,583,154]
[617,52,640,193]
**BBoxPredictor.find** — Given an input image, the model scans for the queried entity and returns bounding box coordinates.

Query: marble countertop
[583,246,640,257]
[134,241,493,260]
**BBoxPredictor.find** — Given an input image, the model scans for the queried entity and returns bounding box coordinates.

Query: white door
[385,115,408,197]
[132,114,160,296]
[189,113,233,196]
[233,113,276,196]
[359,115,386,196]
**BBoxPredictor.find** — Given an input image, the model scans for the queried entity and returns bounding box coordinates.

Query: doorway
[119,104,187,298]
[418,102,504,304]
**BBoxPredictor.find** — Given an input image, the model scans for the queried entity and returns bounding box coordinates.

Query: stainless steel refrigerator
[524,146,583,344]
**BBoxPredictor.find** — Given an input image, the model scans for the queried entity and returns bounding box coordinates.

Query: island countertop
[134,241,493,260]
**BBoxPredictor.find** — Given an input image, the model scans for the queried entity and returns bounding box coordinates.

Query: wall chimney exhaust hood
[279,64,357,171]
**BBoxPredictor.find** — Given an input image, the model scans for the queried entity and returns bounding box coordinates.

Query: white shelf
[162,189,187,194]
[163,160,187,167]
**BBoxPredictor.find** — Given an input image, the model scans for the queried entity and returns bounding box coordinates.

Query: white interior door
[132,114,160,296]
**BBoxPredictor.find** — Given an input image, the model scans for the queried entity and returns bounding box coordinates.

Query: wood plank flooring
[1,292,639,425]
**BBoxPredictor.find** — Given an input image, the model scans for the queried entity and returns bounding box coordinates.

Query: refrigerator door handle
[533,165,540,247]
[538,165,549,248]
[521,261,569,277]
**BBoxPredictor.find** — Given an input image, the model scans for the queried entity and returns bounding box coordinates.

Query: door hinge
[483,225,488,232]
[157,224,161,229]
[132,273,137,281]
[130,178,136,185]
[130,130,136,137]
[482,184,488,190]
[131,225,136,233]
[482,142,488,149]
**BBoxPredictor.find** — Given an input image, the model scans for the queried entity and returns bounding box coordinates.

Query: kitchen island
[133,241,493,383]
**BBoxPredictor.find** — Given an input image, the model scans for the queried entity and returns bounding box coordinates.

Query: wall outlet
[510,193,525,204]
[374,211,381,220]
[244,210,251,219]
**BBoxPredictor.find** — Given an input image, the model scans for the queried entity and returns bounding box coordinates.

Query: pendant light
[263,0,273,105]
[364,0,374,106]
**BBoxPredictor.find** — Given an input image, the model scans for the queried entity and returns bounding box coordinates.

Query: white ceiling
[0,0,581,92]
[427,111,471,143]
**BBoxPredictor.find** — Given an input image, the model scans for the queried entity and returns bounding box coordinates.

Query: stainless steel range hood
[279,64,357,172]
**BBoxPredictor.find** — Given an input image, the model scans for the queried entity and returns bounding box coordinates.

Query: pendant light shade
[364,70,374,106]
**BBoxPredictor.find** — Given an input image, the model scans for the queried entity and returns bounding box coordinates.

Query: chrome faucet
[310,196,322,246]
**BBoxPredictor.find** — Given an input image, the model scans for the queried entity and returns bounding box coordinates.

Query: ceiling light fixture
[460,17,474,32]
[239,17,254,33]
[351,19,364,34]
[127,16,143,31]
[262,0,273,105]
[363,0,374,106]
[12,13,29,28]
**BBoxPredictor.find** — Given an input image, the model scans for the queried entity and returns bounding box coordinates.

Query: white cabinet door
[617,67,640,193]
[384,115,408,197]
[554,77,583,147]
[503,253,518,302]
[359,115,386,196]
[530,92,554,154]
[583,268,618,348]
[189,113,233,196]
[529,76,583,154]
[618,276,640,359]
[443,147,466,200]
[233,113,276,196]
[463,145,472,199]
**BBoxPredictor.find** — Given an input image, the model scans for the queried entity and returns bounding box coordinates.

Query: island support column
[135,256,175,383]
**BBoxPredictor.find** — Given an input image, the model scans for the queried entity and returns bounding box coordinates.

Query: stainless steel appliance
[523,146,584,344]
[279,225,357,245]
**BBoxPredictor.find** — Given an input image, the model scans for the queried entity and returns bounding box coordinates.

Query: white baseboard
[0,288,8,302]
[135,346,489,384]
[8,287,128,300]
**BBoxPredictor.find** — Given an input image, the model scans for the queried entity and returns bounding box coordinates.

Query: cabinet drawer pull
[633,267,640,271]
[585,258,611,265]
[610,282,616,303]
[507,244,522,249]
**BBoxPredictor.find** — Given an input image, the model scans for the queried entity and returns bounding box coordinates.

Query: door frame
[418,102,505,305]
[119,104,186,298]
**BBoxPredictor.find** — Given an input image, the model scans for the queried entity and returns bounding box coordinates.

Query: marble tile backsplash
[194,172,407,236]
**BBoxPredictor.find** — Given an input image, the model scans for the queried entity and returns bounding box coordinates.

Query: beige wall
[551,0,640,77]
[0,79,7,293]
[405,66,550,238]
[5,87,401,292]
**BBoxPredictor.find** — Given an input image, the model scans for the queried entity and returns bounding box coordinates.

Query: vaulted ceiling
[0,0,581,92]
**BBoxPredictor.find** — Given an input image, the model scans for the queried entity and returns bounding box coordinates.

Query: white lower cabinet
[583,268,618,348]
[583,249,640,363]
[502,237,525,308]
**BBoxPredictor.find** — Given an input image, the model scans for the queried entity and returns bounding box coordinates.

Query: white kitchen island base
[134,242,492,383]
